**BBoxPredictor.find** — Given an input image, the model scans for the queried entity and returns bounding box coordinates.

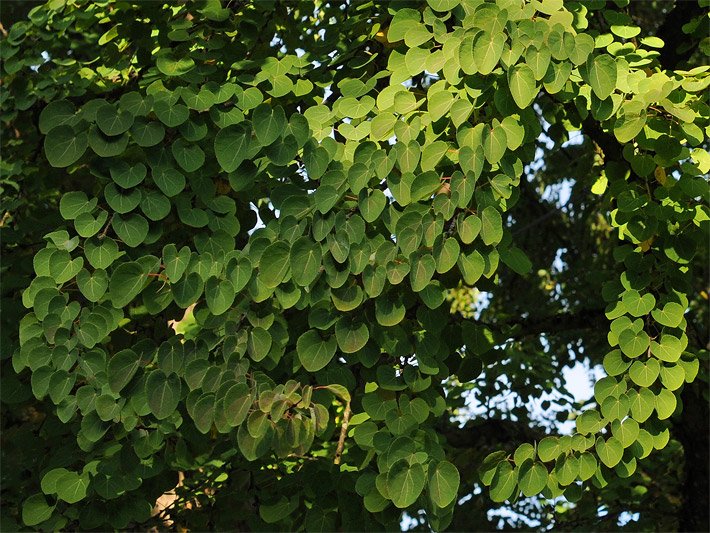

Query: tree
[1,0,708,530]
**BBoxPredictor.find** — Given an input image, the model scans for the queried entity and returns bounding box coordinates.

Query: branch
[333,401,351,465]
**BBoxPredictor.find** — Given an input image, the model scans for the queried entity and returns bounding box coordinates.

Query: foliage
[1,0,708,531]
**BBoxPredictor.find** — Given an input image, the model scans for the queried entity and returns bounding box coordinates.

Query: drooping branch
[458,307,608,341]
[439,419,547,450]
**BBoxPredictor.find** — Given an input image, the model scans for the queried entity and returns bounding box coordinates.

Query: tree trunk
[675,382,709,532]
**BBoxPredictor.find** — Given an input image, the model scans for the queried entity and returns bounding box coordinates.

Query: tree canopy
[1,0,708,531]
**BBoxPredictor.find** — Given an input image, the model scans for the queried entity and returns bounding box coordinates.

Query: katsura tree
[1,0,708,531]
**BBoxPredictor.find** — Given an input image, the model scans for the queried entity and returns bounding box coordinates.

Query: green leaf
[109,261,147,308]
[314,185,341,214]
[629,358,660,387]
[595,436,623,468]
[205,277,235,315]
[397,141,421,173]
[172,138,205,173]
[140,190,171,221]
[489,461,517,502]
[410,171,441,202]
[84,237,121,270]
[41,468,70,495]
[428,91,454,122]
[613,418,640,448]
[555,455,579,486]
[655,388,677,419]
[163,244,191,282]
[248,327,272,361]
[388,8,420,42]
[576,409,602,435]
[375,292,406,326]
[434,237,460,273]
[253,104,286,146]
[526,45,551,80]
[500,246,532,275]
[480,206,503,246]
[335,316,369,353]
[387,459,426,508]
[152,167,186,197]
[618,329,650,358]
[39,100,77,134]
[112,213,149,247]
[22,494,55,527]
[44,125,88,168]
[614,100,647,143]
[321,384,351,403]
[659,363,685,390]
[96,103,134,136]
[473,32,506,75]
[651,334,683,363]
[428,460,460,508]
[60,191,95,220]
[223,383,253,427]
[359,189,387,223]
[410,254,436,292]
[508,64,538,109]
[500,116,525,150]
[565,33,594,65]
[651,302,684,328]
[513,443,536,466]
[156,52,195,77]
[290,237,322,287]
[110,162,147,189]
[146,370,181,419]
[629,388,656,423]
[297,330,337,372]
[603,349,631,376]
[303,144,330,179]
[55,471,89,504]
[457,249,485,285]
[48,250,83,284]
[88,126,128,157]
[601,393,630,420]
[578,453,597,481]
[479,451,506,485]
[586,54,617,100]
[75,211,108,239]
[482,125,507,165]
[227,256,253,292]
[107,349,141,393]
[537,436,562,462]
[621,290,656,317]
[192,394,215,434]
[427,0,459,11]
[215,123,251,172]
[518,461,548,497]
[104,183,141,214]
[76,268,108,302]
[172,272,204,308]
[259,241,291,288]
[260,496,297,524]
[130,119,165,147]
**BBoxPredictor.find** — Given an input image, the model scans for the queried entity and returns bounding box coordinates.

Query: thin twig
[333,401,351,465]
